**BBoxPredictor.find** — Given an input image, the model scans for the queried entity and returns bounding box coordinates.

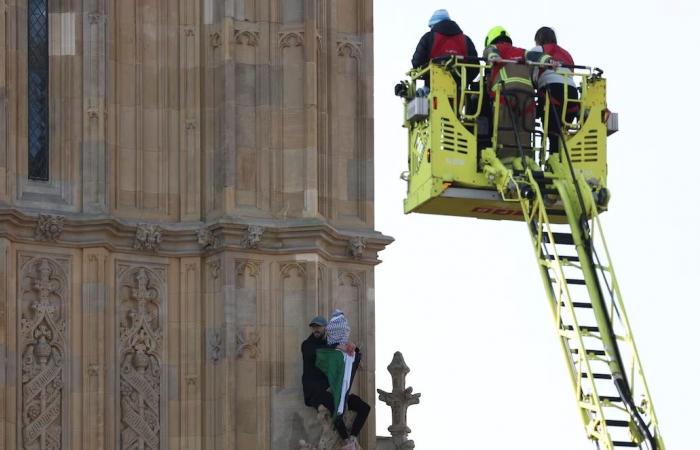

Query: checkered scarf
[326,309,350,346]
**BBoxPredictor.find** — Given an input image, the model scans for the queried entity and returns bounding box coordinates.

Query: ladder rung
[545,208,567,217]
[612,441,637,448]
[606,419,630,427]
[599,395,623,403]
[565,325,600,333]
[561,301,593,308]
[543,232,575,245]
[581,372,612,380]
[551,278,587,285]
[546,254,580,262]
[572,348,606,356]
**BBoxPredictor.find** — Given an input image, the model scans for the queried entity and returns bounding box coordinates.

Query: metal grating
[569,129,599,164]
[27,0,49,181]
[440,117,469,154]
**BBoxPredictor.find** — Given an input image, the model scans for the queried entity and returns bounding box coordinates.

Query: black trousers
[307,390,370,440]
[538,83,579,152]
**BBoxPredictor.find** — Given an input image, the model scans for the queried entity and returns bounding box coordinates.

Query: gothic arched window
[27,0,49,181]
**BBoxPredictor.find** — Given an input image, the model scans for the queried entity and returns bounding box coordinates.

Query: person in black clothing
[301,315,370,449]
[411,9,479,84]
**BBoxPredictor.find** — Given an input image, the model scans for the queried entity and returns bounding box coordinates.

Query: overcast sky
[373,1,700,448]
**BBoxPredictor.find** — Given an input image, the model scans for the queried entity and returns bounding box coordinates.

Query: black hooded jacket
[411,19,479,82]
[301,333,362,406]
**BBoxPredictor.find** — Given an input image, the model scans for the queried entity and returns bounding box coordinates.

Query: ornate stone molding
[348,236,366,259]
[279,31,304,48]
[20,257,68,449]
[234,29,260,46]
[0,208,394,264]
[241,225,264,249]
[337,40,362,59]
[134,224,162,252]
[118,266,164,450]
[236,328,260,359]
[34,214,65,241]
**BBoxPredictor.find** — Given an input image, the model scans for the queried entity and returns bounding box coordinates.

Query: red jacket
[542,43,574,66]
[486,43,528,95]
[429,32,468,59]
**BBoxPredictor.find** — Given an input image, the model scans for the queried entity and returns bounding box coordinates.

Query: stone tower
[0,1,391,449]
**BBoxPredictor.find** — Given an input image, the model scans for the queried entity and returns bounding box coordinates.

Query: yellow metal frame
[402,59,610,222]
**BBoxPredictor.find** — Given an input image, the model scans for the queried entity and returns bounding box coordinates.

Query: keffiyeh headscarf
[325,309,350,345]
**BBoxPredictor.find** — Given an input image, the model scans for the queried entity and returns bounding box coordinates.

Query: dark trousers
[307,390,370,439]
[538,83,579,152]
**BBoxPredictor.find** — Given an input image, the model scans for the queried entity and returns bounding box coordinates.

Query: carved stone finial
[133,224,162,251]
[377,352,421,449]
[34,214,65,242]
[241,225,265,249]
[348,237,366,259]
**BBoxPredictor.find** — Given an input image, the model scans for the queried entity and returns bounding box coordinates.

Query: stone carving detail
[236,328,260,359]
[118,267,163,450]
[208,325,224,364]
[338,271,361,288]
[298,407,363,450]
[377,352,421,450]
[241,225,264,249]
[279,31,304,48]
[337,40,362,59]
[348,237,366,259]
[134,224,162,252]
[234,30,260,46]
[281,262,306,279]
[210,32,222,48]
[197,227,217,249]
[20,258,67,450]
[207,259,221,280]
[236,260,260,278]
[34,214,65,241]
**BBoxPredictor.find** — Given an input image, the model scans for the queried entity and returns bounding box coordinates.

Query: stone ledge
[0,207,394,263]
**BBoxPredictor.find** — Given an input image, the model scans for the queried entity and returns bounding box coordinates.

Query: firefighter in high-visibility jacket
[526,26,579,153]
[411,9,479,84]
[482,26,536,162]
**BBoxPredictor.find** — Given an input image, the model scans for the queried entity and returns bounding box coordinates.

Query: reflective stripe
[491,67,532,91]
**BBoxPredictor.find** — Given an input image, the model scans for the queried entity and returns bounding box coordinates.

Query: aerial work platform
[397,58,662,450]
[400,58,613,224]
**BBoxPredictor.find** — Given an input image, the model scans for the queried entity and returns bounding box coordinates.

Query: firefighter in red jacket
[411,9,478,84]
[526,26,579,152]
[482,26,536,161]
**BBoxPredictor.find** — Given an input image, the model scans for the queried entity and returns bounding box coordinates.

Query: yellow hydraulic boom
[397,57,663,450]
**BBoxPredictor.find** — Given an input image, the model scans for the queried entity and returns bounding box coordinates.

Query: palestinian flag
[315,348,356,417]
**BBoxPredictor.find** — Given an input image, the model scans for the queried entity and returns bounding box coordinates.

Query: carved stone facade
[0,1,390,449]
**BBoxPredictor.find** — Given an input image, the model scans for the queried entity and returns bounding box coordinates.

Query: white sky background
[373,1,700,449]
